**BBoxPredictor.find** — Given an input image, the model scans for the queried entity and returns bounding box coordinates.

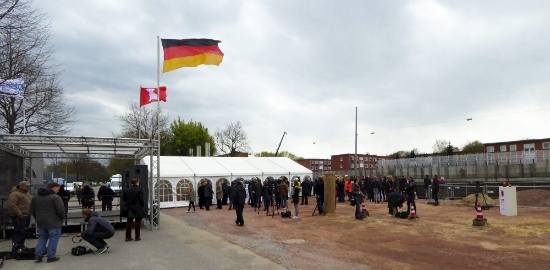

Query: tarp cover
[141,156,312,208]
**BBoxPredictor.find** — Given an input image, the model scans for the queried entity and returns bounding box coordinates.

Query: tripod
[312,196,325,216]
[266,194,279,217]
[253,194,262,215]
[473,181,490,210]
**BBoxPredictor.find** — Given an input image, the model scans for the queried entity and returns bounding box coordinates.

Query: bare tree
[0,0,20,23]
[0,0,75,134]
[215,121,250,156]
[115,102,169,139]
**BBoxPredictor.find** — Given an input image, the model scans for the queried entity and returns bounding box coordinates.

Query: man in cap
[8,180,32,251]
[30,182,65,263]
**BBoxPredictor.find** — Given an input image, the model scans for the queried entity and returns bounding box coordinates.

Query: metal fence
[432,184,550,205]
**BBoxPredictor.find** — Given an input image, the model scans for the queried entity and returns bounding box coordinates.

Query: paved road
[1,212,285,270]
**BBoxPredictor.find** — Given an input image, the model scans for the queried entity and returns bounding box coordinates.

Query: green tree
[254,151,304,161]
[387,150,410,159]
[162,118,216,156]
[461,140,484,153]
[432,139,458,155]
[106,158,134,176]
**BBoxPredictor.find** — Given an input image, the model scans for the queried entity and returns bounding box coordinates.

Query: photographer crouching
[77,209,115,254]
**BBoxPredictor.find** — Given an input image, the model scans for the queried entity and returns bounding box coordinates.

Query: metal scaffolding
[0,134,161,230]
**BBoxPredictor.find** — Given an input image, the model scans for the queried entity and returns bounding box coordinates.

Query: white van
[109,174,122,196]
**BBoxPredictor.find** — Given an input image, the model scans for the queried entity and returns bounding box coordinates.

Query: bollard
[323,174,336,214]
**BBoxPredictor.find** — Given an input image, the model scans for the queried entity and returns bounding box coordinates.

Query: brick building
[331,154,387,171]
[297,158,332,173]
[483,138,550,154]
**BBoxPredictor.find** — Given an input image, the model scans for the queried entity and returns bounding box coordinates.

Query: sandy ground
[164,198,550,270]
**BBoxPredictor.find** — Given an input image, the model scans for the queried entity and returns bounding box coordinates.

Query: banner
[0,78,25,99]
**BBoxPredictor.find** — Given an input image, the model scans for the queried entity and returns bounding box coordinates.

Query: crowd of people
[6,178,145,263]
[187,174,446,225]
[6,173,444,264]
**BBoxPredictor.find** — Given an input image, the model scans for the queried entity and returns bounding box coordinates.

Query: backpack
[71,246,93,256]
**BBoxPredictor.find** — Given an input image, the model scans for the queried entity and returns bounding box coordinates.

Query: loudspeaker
[121,171,130,190]
[126,165,149,218]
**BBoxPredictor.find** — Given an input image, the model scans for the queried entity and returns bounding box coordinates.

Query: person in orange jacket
[345,176,352,202]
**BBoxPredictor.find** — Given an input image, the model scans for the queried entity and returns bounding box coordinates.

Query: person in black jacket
[123,178,145,241]
[81,185,95,209]
[97,184,115,211]
[423,175,431,199]
[252,179,263,210]
[222,180,229,205]
[314,177,325,212]
[30,182,65,263]
[227,181,235,210]
[233,181,246,226]
[57,185,71,221]
[336,177,345,202]
[78,209,115,253]
[204,181,213,211]
[198,182,205,209]
[404,176,417,216]
[301,178,312,205]
[432,175,440,206]
[387,191,405,216]
[384,176,396,195]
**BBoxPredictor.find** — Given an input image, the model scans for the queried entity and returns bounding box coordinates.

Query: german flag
[161,38,224,73]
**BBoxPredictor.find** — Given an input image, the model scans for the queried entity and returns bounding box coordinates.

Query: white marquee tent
[141,156,312,208]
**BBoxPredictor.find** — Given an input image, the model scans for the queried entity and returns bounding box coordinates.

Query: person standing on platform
[81,185,95,209]
[30,182,65,263]
[57,185,71,217]
[123,178,145,242]
[8,180,32,252]
[97,184,115,211]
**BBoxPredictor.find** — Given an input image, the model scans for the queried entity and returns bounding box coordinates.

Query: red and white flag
[140,86,167,107]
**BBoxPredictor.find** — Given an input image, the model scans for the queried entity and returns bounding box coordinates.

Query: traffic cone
[361,198,369,217]
[409,203,417,219]
[476,204,484,219]
[472,203,487,226]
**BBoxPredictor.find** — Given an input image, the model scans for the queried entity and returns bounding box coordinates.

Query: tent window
[155,179,173,202]
[176,179,193,201]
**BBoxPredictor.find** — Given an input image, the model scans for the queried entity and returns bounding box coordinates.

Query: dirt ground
[164,198,550,270]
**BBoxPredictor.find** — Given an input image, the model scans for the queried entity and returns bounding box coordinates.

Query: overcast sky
[33,0,550,159]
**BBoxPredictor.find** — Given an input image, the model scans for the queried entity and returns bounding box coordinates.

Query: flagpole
[155,35,161,230]
[22,99,26,134]
[138,85,141,139]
